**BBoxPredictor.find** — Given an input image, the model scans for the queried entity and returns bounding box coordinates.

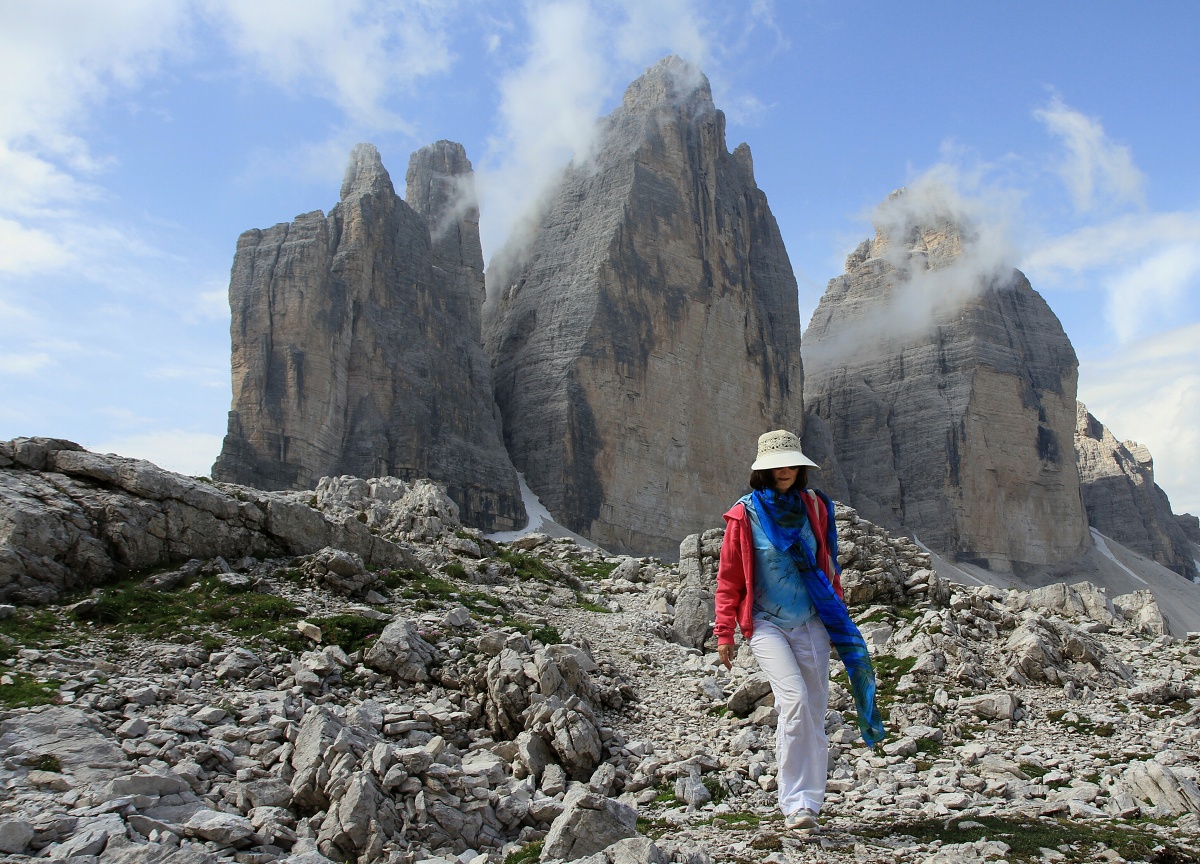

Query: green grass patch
[0,671,61,708]
[502,839,543,864]
[863,653,917,711]
[703,775,727,804]
[1046,709,1104,736]
[390,570,505,618]
[376,568,425,591]
[279,568,307,585]
[276,613,385,655]
[443,562,467,580]
[861,815,1199,863]
[498,549,568,585]
[65,572,306,648]
[710,810,762,829]
[35,754,62,772]
[0,610,65,659]
[1019,761,1050,779]
[635,816,671,838]
[503,618,561,645]
[749,835,782,852]
[575,593,613,613]
[652,782,676,804]
[529,624,562,645]
[570,559,619,581]
[914,738,942,757]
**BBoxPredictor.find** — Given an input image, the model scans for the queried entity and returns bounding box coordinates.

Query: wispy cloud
[1034,96,1145,213]
[1078,321,1200,514]
[0,2,189,219]
[201,0,458,131]
[478,0,612,261]
[0,353,53,376]
[0,218,68,274]
[1025,211,1200,343]
[804,154,1024,368]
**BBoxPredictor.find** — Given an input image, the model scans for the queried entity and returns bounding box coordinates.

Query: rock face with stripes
[803,192,1090,573]
[1075,403,1197,580]
[212,142,524,532]
[484,57,804,558]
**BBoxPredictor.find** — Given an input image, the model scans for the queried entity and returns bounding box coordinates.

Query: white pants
[749,617,831,816]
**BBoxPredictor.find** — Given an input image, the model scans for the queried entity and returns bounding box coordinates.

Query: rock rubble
[1,449,1198,864]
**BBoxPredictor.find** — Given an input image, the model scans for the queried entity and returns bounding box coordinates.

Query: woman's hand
[718,643,736,670]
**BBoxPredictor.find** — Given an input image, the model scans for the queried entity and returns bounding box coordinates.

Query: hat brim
[751,451,820,471]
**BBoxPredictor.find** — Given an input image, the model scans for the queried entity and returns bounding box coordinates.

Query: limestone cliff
[1075,403,1198,580]
[484,57,804,558]
[212,143,524,532]
[804,194,1090,573]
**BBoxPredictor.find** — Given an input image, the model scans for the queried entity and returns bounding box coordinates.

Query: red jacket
[714,491,843,646]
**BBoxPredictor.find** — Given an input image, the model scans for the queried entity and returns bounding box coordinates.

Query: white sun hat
[750,429,820,471]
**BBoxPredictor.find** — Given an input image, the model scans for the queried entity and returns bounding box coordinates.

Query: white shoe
[785,807,818,831]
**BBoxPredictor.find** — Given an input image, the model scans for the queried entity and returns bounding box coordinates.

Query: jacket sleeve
[714,504,748,645]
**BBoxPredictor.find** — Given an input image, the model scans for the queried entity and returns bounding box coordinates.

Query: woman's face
[772,466,799,492]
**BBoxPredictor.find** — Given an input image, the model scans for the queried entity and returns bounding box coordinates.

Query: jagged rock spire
[484,57,803,558]
[213,143,524,532]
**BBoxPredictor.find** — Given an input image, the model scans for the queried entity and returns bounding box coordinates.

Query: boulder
[540,786,639,861]
[363,617,441,682]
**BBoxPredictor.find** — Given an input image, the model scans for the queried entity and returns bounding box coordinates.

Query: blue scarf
[751,487,885,747]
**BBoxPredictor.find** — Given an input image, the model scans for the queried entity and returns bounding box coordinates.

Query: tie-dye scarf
[751,487,886,747]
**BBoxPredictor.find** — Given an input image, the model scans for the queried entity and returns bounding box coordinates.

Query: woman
[715,429,884,832]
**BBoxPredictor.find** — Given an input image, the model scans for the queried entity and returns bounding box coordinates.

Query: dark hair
[749,466,809,492]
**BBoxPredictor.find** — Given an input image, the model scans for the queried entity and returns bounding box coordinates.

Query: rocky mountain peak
[213,142,523,531]
[805,188,1089,573]
[620,55,712,116]
[405,139,473,219]
[868,186,978,276]
[405,140,486,339]
[485,57,802,558]
[339,142,394,201]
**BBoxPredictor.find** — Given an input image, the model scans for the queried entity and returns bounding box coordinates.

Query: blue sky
[2,1,1198,514]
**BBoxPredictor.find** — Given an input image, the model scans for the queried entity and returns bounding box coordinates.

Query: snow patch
[487,472,552,542]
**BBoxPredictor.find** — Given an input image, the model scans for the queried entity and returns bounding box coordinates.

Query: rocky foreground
[1,440,1199,864]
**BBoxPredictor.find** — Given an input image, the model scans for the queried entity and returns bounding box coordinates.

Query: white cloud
[1034,96,1145,213]
[477,0,612,261]
[0,2,188,217]
[611,0,708,68]
[0,218,68,274]
[87,430,225,478]
[194,286,231,321]
[0,353,53,376]
[1024,211,1200,344]
[1079,322,1200,514]
[1103,243,1200,344]
[1025,212,1200,275]
[202,0,457,130]
[803,158,1023,368]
